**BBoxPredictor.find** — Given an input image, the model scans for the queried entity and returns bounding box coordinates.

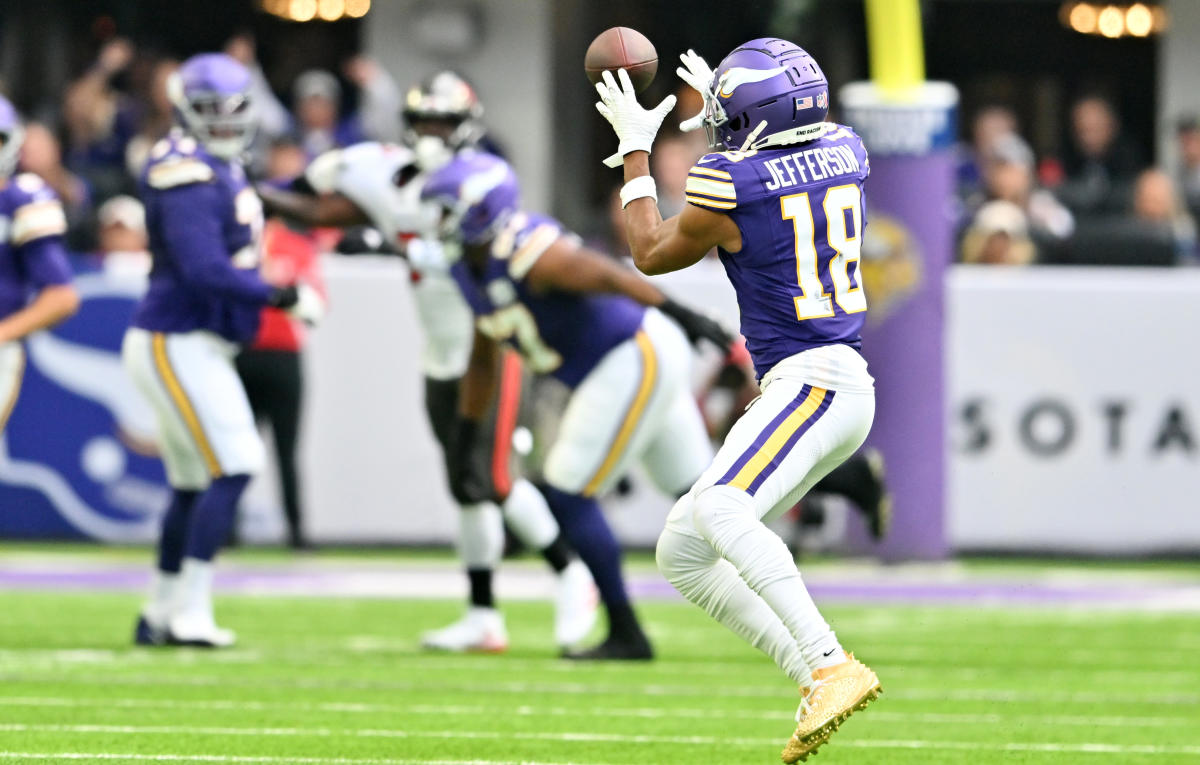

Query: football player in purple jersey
[0,97,81,430]
[123,54,323,648]
[596,39,881,760]
[421,151,731,660]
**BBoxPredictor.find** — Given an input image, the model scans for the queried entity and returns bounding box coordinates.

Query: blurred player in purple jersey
[123,54,323,648]
[0,97,80,430]
[421,152,730,660]
[596,39,881,759]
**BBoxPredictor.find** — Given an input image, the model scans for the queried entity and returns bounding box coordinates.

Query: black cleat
[861,449,892,542]
[133,614,167,646]
[562,632,654,661]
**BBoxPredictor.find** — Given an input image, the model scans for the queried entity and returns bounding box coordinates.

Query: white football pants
[123,328,265,490]
[657,344,875,680]
[543,308,712,498]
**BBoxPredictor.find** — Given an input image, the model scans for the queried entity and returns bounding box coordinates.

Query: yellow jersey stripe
[727,387,827,491]
[688,166,733,180]
[583,330,658,496]
[686,195,737,210]
[151,333,222,478]
[0,346,25,433]
[685,176,737,200]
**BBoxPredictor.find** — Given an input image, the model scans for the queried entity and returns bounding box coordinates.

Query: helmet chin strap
[738,120,769,153]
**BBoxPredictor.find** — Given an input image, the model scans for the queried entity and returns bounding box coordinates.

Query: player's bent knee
[690,485,756,542]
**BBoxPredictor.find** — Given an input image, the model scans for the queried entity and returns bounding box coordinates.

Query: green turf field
[1,554,1199,764]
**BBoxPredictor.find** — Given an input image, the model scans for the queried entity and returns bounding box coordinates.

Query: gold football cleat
[781,653,881,763]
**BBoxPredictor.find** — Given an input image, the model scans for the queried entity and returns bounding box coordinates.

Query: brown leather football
[584,27,657,93]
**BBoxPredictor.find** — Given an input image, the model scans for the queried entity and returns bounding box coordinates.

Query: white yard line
[0,695,1193,729]
[4,671,1199,705]
[0,754,602,765]
[1,727,1199,757]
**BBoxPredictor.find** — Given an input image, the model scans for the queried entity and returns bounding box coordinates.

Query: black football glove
[445,418,492,505]
[659,298,734,351]
[267,285,299,309]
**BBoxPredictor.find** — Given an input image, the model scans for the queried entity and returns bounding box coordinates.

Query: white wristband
[620,176,658,208]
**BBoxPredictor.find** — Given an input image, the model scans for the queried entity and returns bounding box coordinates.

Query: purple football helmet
[0,96,25,179]
[701,38,829,151]
[421,151,520,248]
[166,53,256,159]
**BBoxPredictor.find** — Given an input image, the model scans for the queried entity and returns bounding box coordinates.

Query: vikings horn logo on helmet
[717,66,788,98]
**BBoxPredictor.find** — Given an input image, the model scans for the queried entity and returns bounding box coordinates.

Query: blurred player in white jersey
[596,39,883,759]
[258,72,596,653]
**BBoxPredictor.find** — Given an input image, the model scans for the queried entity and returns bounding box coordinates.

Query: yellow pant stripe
[151,333,222,477]
[727,387,828,491]
[582,330,658,496]
[0,347,25,433]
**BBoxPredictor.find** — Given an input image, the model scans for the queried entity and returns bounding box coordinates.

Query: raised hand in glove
[594,68,677,168]
[675,49,715,133]
[445,418,492,505]
[659,298,734,351]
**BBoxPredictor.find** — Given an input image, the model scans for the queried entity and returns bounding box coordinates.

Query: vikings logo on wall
[858,214,922,326]
[0,262,168,540]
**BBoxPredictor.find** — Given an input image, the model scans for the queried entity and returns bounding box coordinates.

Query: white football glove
[404,237,454,275]
[287,283,326,327]
[594,68,677,168]
[676,49,715,133]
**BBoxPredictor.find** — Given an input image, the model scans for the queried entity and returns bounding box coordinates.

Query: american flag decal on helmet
[816,91,828,109]
[796,96,813,110]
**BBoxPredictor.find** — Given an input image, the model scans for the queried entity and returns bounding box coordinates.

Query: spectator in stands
[1176,116,1200,225]
[1131,168,1197,264]
[959,200,1036,266]
[63,37,140,202]
[19,122,92,247]
[1058,95,1144,218]
[235,138,325,549]
[959,104,1018,204]
[981,133,1074,255]
[343,55,402,144]
[92,195,151,278]
[124,58,178,178]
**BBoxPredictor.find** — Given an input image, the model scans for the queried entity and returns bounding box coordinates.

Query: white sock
[501,479,559,550]
[145,571,179,622]
[458,501,505,569]
[177,558,215,620]
[692,485,843,671]
[657,523,811,685]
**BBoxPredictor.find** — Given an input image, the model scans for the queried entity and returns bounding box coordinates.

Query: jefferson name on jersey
[684,124,871,380]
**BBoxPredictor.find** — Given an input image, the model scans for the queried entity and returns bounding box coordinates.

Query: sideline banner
[841,81,959,560]
[948,266,1200,554]
[0,263,167,540]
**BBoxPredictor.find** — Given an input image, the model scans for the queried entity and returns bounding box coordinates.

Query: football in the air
[584,27,657,93]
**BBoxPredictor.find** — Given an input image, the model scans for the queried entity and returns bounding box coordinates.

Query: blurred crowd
[15,33,401,254]
[956,96,1200,267]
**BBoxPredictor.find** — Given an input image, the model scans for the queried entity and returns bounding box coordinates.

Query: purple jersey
[685,123,870,379]
[0,173,73,319]
[450,213,645,388]
[131,130,272,343]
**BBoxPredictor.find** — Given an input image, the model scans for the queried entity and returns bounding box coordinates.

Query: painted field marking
[0,754,603,765]
[0,695,1193,730]
[1,727,1200,757]
[4,671,1199,705]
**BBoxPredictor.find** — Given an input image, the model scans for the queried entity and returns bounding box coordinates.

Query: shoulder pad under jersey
[145,135,215,189]
[9,174,66,245]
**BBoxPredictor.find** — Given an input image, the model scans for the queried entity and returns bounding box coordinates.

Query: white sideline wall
[298,260,1200,553]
